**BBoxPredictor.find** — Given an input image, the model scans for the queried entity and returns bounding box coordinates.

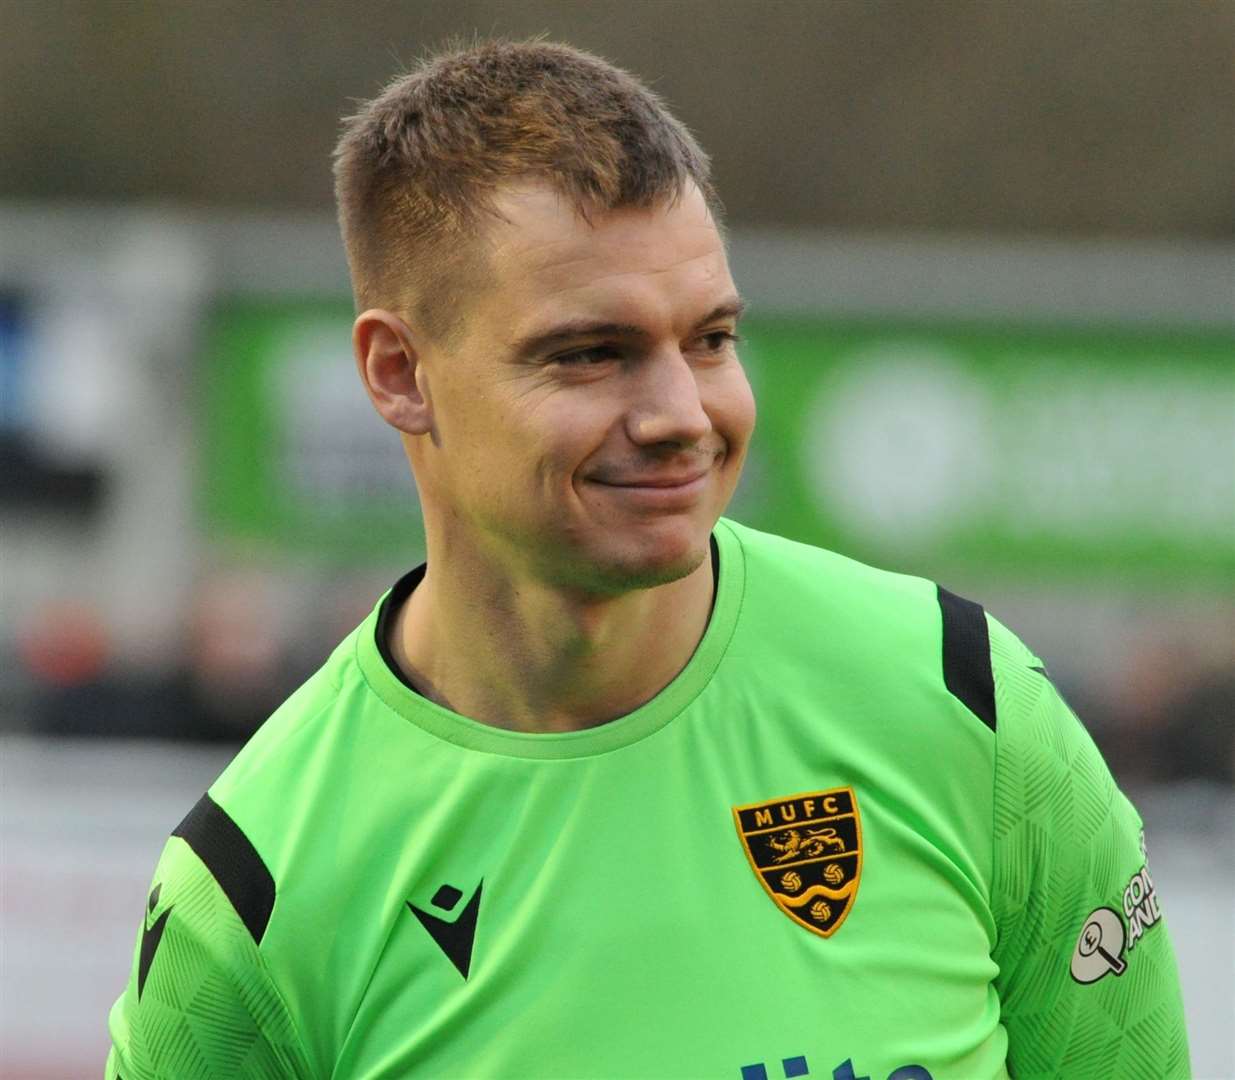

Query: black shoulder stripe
[172,793,275,945]
[936,585,997,732]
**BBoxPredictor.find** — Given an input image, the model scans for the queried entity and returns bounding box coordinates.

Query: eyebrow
[509,297,747,360]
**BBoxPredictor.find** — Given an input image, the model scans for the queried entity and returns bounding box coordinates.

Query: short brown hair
[332,38,719,343]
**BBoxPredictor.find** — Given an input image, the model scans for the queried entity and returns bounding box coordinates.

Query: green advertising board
[200,298,425,561]
[736,318,1234,584]
[200,300,1234,582]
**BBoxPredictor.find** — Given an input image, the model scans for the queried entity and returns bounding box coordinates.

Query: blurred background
[1,1,1232,1075]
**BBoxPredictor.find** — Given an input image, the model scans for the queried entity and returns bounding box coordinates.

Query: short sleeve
[105,831,312,1079]
[987,616,1190,1079]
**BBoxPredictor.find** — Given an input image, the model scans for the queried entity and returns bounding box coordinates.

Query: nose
[625,348,712,448]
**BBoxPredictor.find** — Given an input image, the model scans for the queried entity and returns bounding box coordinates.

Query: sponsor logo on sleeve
[1070,831,1164,985]
[1121,861,1163,950]
[1070,907,1127,983]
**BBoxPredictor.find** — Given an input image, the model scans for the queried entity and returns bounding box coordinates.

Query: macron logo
[138,883,173,1000]
[408,881,483,979]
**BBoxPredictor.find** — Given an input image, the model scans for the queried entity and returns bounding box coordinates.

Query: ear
[352,309,433,436]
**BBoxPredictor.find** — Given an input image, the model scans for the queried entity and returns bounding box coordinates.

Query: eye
[698,330,741,353]
[552,332,740,366]
[553,345,621,366]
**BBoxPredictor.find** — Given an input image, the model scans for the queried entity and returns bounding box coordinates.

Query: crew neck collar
[355,518,745,759]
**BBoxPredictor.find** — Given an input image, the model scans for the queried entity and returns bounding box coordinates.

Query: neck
[390,540,716,733]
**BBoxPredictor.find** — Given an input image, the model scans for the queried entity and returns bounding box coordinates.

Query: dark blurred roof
[5,0,1233,238]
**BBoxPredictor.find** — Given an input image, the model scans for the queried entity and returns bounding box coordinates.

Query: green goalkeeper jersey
[106,517,1188,1079]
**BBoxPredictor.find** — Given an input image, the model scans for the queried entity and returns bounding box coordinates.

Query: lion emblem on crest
[768,826,845,862]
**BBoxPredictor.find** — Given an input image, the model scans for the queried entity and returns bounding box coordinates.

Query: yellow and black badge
[733,787,862,938]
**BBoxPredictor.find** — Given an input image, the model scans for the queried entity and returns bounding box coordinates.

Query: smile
[588,470,710,508]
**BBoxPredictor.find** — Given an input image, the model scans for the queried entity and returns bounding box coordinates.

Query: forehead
[476,183,734,332]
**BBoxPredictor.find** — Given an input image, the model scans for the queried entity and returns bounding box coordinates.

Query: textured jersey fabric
[988,624,1189,1077]
[105,517,1188,1079]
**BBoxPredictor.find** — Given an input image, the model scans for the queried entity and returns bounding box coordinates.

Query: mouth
[592,469,710,489]
[587,467,711,508]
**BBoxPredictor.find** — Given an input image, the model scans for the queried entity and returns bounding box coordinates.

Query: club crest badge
[733,786,862,937]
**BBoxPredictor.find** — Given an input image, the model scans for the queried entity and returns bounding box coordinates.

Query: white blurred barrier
[1,736,235,1078]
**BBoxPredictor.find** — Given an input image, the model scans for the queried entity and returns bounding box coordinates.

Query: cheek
[431,383,525,502]
[711,366,757,447]
[539,394,616,458]
[490,398,606,500]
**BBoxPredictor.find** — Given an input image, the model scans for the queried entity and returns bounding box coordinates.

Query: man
[106,40,1189,1079]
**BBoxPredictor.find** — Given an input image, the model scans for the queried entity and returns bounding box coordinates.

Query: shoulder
[105,641,364,1079]
[721,515,960,675]
[162,627,370,921]
[172,611,406,931]
[986,609,1122,834]
[124,608,424,1073]
[720,518,1049,739]
[214,629,364,794]
[719,516,935,625]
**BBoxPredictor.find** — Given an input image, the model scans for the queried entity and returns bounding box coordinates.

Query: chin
[590,521,711,593]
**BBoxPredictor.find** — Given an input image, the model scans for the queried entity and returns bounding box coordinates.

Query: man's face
[408,181,755,596]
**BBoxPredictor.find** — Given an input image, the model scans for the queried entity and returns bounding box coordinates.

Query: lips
[590,455,718,487]
[593,469,709,488]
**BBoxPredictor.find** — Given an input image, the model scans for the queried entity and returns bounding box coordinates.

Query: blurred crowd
[6,568,1230,786]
